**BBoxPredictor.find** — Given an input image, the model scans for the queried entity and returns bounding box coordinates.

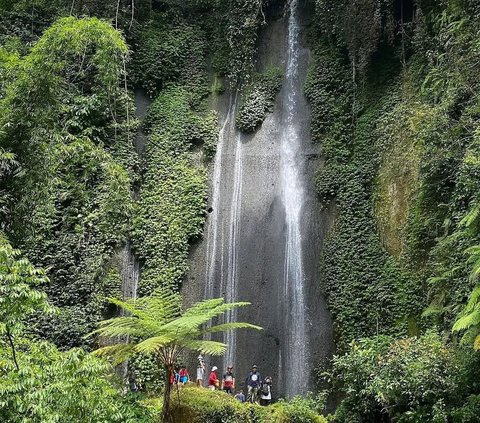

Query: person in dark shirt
[245,364,262,403]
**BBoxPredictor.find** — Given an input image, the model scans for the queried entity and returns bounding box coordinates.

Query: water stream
[204,93,242,368]
[280,0,307,396]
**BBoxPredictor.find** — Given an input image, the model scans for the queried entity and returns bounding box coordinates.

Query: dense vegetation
[1,0,480,421]
[308,0,480,421]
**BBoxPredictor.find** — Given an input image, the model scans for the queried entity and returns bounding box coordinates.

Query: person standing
[221,365,236,394]
[245,364,262,403]
[260,376,272,406]
[196,355,205,387]
[208,366,219,390]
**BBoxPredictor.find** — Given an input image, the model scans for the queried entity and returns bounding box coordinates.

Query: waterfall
[223,129,243,367]
[204,94,236,299]
[281,0,308,396]
[188,0,333,397]
[118,241,140,380]
[204,94,242,367]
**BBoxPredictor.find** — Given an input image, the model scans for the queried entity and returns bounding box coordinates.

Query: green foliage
[0,338,152,422]
[222,0,266,85]
[0,234,51,333]
[313,0,397,82]
[132,86,216,294]
[236,67,283,133]
[0,16,137,348]
[306,41,423,349]
[162,387,328,423]
[330,332,459,423]
[129,16,208,96]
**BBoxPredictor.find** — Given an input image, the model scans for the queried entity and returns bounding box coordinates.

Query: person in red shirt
[178,365,189,385]
[208,366,219,390]
[221,365,235,394]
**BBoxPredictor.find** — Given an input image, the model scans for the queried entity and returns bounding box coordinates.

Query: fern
[88,288,262,422]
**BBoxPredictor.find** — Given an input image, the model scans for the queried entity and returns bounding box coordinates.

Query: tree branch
[6,326,19,371]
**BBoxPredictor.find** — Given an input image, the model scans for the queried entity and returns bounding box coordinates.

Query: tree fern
[88,288,261,422]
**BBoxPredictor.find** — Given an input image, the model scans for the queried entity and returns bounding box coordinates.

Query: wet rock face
[185,0,333,398]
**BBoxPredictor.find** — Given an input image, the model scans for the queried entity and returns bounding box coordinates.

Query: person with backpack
[221,365,236,394]
[245,364,262,403]
[196,355,205,387]
[208,366,219,390]
[260,376,272,406]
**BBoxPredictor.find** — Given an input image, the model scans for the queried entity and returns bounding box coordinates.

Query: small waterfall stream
[204,93,242,368]
[280,0,307,396]
[120,241,140,301]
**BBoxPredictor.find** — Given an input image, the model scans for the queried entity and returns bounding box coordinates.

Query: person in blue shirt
[234,390,246,402]
[245,364,262,403]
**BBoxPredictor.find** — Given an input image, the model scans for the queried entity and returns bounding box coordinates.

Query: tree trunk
[6,326,19,371]
[162,364,173,423]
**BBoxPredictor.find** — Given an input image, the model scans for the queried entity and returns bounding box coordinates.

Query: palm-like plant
[90,289,261,422]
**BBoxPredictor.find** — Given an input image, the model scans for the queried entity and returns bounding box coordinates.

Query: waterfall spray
[281,0,308,396]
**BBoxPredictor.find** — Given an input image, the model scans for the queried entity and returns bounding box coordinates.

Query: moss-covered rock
[236,67,283,133]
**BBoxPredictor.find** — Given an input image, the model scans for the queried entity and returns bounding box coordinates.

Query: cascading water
[280,0,308,397]
[203,94,242,368]
[187,0,333,397]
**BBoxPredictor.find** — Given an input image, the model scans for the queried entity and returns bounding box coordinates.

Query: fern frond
[163,301,252,333]
[134,335,174,354]
[422,305,444,318]
[461,206,480,228]
[92,343,136,364]
[179,339,227,356]
[87,316,156,339]
[181,298,225,317]
[463,286,480,312]
[452,306,480,332]
[107,297,150,320]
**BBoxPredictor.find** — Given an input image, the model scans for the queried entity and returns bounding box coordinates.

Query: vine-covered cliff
[1,0,480,422]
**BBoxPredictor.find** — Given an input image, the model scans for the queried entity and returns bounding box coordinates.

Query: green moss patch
[236,67,283,133]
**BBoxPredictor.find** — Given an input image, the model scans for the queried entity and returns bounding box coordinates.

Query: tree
[0,233,52,370]
[90,289,262,422]
[0,339,152,423]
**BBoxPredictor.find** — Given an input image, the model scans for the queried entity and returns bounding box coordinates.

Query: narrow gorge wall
[186,0,332,397]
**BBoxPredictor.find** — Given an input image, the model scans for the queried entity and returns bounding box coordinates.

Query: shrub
[329,332,459,422]
[0,339,152,422]
[164,387,327,423]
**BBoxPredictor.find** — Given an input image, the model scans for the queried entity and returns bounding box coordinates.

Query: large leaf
[180,339,227,356]
[134,335,174,354]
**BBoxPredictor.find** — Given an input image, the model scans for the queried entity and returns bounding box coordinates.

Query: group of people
[196,355,273,405]
[169,364,190,385]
